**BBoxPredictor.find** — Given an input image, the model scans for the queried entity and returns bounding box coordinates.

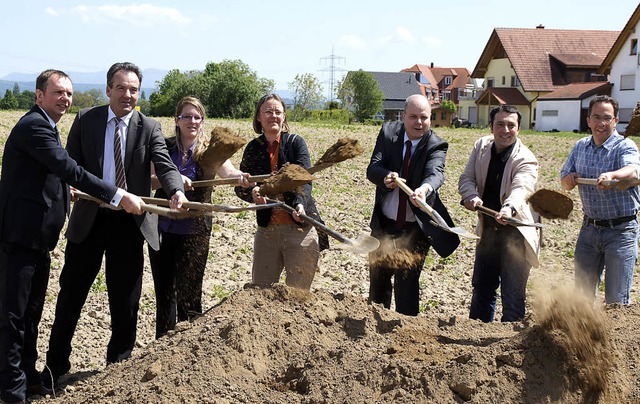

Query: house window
[431,112,436,121]
[511,76,520,87]
[619,108,633,124]
[486,78,494,88]
[631,39,638,56]
[441,111,447,120]
[541,110,558,117]
[502,76,506,85]
[620,74,636,90]
[444,76,452,85]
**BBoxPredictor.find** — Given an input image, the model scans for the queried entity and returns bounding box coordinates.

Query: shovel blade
[335,233,380,254]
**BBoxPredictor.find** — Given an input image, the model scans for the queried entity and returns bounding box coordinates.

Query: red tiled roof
[538,82,611,100]
[476,87,530,106]
[600,3,640,74]
[472,28,619,92]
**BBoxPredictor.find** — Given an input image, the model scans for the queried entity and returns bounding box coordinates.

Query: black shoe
[39,368,59,394]
[26,382,53,397]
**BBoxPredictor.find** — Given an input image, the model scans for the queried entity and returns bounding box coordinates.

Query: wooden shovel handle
[191,174,272,187]
[575,178,615,187]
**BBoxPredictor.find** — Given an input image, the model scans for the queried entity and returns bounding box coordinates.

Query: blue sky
[1,1,637,95]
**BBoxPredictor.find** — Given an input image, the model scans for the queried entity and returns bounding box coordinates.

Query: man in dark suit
[42,62,187,391]
[0,69,144,403]
[367,94,460,316]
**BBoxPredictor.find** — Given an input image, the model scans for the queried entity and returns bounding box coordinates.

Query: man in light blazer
[367,94,460,316]
[42,63,187,391]
[0,70,143,403]
[459,105,541,323]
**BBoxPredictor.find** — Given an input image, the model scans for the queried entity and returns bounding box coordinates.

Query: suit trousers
[369,217,430,316]
[469,217,530,322]
[0,242,50,403]
[148,231,210,339]
[45,209,144,378]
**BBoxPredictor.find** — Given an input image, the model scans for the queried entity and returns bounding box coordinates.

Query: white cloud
[338,34,367,50]
[47,3,191,27]
[380,26,416,45]
[421,35,442,47]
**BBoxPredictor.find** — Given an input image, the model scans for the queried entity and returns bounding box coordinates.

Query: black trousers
[369,217,430,316]
[148,231,209,339]
[0,242,50,403]
[45,209,144,378]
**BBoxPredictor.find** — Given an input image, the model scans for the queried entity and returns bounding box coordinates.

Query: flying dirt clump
[527,189,574,220]
[259,163,316,197]
[532,286,617,395]
[368,236,423,269]
[198,126,247,178]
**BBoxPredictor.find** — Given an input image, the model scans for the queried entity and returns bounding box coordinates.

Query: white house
[599,3,640,134]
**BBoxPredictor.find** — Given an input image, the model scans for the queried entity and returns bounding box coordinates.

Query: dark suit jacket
[367,121,460,257]
[0,106,117,251]
[64,106,184,251]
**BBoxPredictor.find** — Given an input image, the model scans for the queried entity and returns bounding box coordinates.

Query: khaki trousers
[252,224,319,290]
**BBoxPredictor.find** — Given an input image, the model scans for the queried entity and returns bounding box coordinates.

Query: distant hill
[0,68,168,97]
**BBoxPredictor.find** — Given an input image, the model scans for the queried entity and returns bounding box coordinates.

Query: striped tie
[113,117,128,190]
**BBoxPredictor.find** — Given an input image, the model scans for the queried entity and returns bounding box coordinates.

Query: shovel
[394,178,479,239]
[74,191,189,220]
[140,196,283,213]
[474,205,545,228]
[575,177,640,190]
[265,198,380,254]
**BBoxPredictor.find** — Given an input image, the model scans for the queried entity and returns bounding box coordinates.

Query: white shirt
[104,108,133,206]
[382,134,421,222]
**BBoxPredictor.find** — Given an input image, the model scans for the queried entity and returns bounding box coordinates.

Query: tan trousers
[252,224,319,290]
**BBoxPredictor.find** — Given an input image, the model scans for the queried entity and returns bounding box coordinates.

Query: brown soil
[369,236,423,269]
[198,126,247,177]
[528,188,574,219]
[9,114,640,404]
[259,163,316,197]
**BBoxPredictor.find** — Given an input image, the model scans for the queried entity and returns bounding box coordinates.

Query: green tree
[288,73,323,121]
[16,90,35,109]
[72,88,108,109]
[440,100,457,114]
[337,70,383,122]
[12,83,20,96]
[149,69,199,116]
[199,60,274,118]
[0,89,18,110]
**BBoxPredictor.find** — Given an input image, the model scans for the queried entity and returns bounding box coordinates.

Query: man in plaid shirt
[561,95,640,304]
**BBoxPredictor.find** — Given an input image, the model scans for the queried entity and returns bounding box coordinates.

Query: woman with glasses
[235,93,328,291]
[149,96,250,338]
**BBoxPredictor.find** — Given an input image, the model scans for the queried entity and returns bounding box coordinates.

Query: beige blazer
[458,135,541,268]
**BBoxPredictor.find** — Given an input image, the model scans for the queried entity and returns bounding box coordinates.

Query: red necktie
[396,140,412,229]
[113,117,128,190]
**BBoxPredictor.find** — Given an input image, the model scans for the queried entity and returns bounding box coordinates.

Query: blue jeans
[574,217,638,304]
[470,221,530,322]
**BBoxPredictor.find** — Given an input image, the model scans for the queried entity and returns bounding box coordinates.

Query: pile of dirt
[44,285,640,403]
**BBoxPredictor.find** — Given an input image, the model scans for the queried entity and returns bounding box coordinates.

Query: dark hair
[252,93,290,134]
[36,69,71,93]
[489,105,521,126]
[588,95,619,117]
[106,62,143,88]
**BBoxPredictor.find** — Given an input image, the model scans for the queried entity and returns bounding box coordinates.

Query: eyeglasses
[589,115,615,124]
[178,115,203,122]
[261,109,284,117]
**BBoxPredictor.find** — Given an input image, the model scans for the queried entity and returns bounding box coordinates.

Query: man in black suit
[367,94,460,316]
[0,69,144,403]
[42,62,187,390]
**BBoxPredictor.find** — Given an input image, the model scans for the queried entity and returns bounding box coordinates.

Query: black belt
[584,215,636,227]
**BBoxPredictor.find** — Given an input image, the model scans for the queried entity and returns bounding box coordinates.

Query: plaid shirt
[561,131,640,219]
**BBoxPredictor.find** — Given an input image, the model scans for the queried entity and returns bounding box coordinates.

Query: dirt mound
[44,285,640,403]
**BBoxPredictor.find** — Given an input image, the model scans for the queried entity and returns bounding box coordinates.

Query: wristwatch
[503,203,517,216]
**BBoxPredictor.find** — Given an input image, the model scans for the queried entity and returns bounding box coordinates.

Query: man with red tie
[367,94,459,316]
